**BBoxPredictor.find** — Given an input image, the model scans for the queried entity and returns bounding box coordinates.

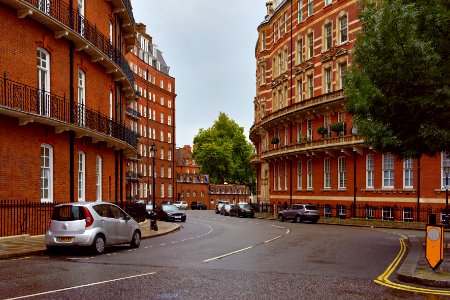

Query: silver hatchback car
[45,202,141,254]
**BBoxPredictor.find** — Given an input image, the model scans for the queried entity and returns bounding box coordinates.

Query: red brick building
[175,145,210,208]
[125,23,176,206]
[250,0,450,221]
[0,0,137,204]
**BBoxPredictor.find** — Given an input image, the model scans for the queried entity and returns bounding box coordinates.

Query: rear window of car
[305,205,318,210]
[51,206,86,221]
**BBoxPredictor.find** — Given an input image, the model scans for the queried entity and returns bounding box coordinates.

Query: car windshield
[51,205,86,221]
[239,204,251,209]
[162,205,180,212]
[305,205,318,210]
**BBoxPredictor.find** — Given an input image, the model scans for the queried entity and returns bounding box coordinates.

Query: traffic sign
[425,224,445,271]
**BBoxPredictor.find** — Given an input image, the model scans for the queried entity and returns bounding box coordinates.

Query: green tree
[192,112,255,191]
[345,0,450,159]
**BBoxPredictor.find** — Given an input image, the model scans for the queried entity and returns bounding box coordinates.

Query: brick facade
[250,0,449,221]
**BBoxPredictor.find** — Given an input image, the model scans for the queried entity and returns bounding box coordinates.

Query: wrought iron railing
[0,75,137,149]
[126,107,141,119]
[21,0,134,89]
[121,0,135,25]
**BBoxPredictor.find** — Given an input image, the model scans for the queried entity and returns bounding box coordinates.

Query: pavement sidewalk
[0,213,449,288]
[0,220,180,260]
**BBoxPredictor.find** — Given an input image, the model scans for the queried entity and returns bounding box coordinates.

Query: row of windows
[130,119,173,143]
[41,144,102,203]
[128,102,173,125]
[268,1,348,50]
[179,191,206,198]
[133,83,173,109]
[271,152,450,191]
[130,182,173,199]
[128,161,172,179]
[138,145,172,160]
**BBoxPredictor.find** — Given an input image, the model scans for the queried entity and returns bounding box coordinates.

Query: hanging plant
[317,126,328,137]
[271,136,280,144]
[331,122,345,132]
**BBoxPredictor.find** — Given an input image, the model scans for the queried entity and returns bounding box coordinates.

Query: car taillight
[83,207,94,228]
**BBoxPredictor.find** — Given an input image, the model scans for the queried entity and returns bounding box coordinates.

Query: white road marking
[203,246,254,263]
[5,272,156,300]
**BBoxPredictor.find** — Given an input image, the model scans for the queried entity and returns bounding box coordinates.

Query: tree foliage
[345,0,450,158]
[192,113,255,190]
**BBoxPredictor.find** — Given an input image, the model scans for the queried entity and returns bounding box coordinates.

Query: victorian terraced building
[0,1,175,206]
[250,0,450,221]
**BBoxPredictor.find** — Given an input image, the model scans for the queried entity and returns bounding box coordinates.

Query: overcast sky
[131,0,267,148]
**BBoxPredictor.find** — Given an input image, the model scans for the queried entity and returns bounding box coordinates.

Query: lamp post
[150,144,158,231]
[444,165,450,227]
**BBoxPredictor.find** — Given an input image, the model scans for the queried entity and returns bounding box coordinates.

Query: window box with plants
[317,126,328,138]
[331,122,346,135]
[271,136,280,144]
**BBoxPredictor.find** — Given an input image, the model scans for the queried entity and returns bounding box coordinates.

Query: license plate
[57,237,74,243]
[175,216,181,219]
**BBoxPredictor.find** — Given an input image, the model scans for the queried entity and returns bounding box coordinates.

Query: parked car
[220,204,233,216]
[174,201,188,210]
[191,201,207,210]
[155,204,186,222]
[229,203,255,218]
[45,202,141,255]
[215,200,229,214]
[278,204,320,223]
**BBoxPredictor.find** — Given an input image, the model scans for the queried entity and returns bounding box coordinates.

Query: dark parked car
[155,204,186,222]
[229,203,255,218]
[278,204,320,223]
[191,201,207,210]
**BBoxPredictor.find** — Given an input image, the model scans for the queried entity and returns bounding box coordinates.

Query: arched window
[78,69,86,126]
[37,48,50,117]
[41,144,53,202]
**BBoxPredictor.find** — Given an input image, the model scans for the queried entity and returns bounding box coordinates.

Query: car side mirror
[125,215,131,221]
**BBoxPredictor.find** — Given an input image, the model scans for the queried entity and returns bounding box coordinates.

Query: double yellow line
[374,238,450,296]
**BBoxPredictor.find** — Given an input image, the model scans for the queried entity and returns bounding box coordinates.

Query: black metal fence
[0,200,147,237]
[252,202,448,223]
[0,75,137,149]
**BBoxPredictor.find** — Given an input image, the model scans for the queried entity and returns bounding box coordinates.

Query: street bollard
[150,212,158,231]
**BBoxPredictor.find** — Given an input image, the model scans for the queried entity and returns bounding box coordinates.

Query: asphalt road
[0,211,434,299]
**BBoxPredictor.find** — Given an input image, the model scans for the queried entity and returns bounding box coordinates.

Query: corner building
[125,23,176,205]
[0,0,137,203]
[250,0,450,221]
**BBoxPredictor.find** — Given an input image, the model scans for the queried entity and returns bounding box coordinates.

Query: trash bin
[150,211,158,231]
[443,213,450,228]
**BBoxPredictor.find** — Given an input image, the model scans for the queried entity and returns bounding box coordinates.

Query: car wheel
[130,230,141,248]
[278,214,284,222]
[46,246,57,253]
[92,234,106,255]
[295,215,302,223]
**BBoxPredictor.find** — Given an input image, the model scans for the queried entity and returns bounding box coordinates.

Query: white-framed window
[325,0,332,6]
[41,144,53,203]
[307,159,313,189]
[307,33,314,59]
[37,47,50,117]
[382,207,393,220]
[298,0,303,23]
[403,158,414,189]
[161,184,165,198]
[109,21,113,43]
[297,122,302,142]
[109,91,113,120]
[160,113,164,123]
[325,68,332,93]
[307,74,314,98]
[168,115,172,126]
[339,15,348,44]
[168,167,172,179]
[77,69,86,126]
[297,39,303,64]
[160,166,164,178]
[297,161,303,189]
[78,0,85,36]
[278,164,282,190]
[160,131,164,142]
[168,184,173,198]
[324,158,331,189]
[273,165,276,190]
[324,22,332,51]
[403,207,413,221]
[143,183,148,198]
[168,132,172,144]
[297,79,303,102]
[96,156,102,201]
[168,100,172,108]
[168,149,172,161]
[78,151,86,201]
[382,153,394,189]
[366,154,374,188]
[324,114,331,138]
[338,156,346,188]
[306,119,312,141]
[339,63,347,89]
[308,0,314,16]
[442,152,450,189]
[160,148,164,160]
[260,30,266,51]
